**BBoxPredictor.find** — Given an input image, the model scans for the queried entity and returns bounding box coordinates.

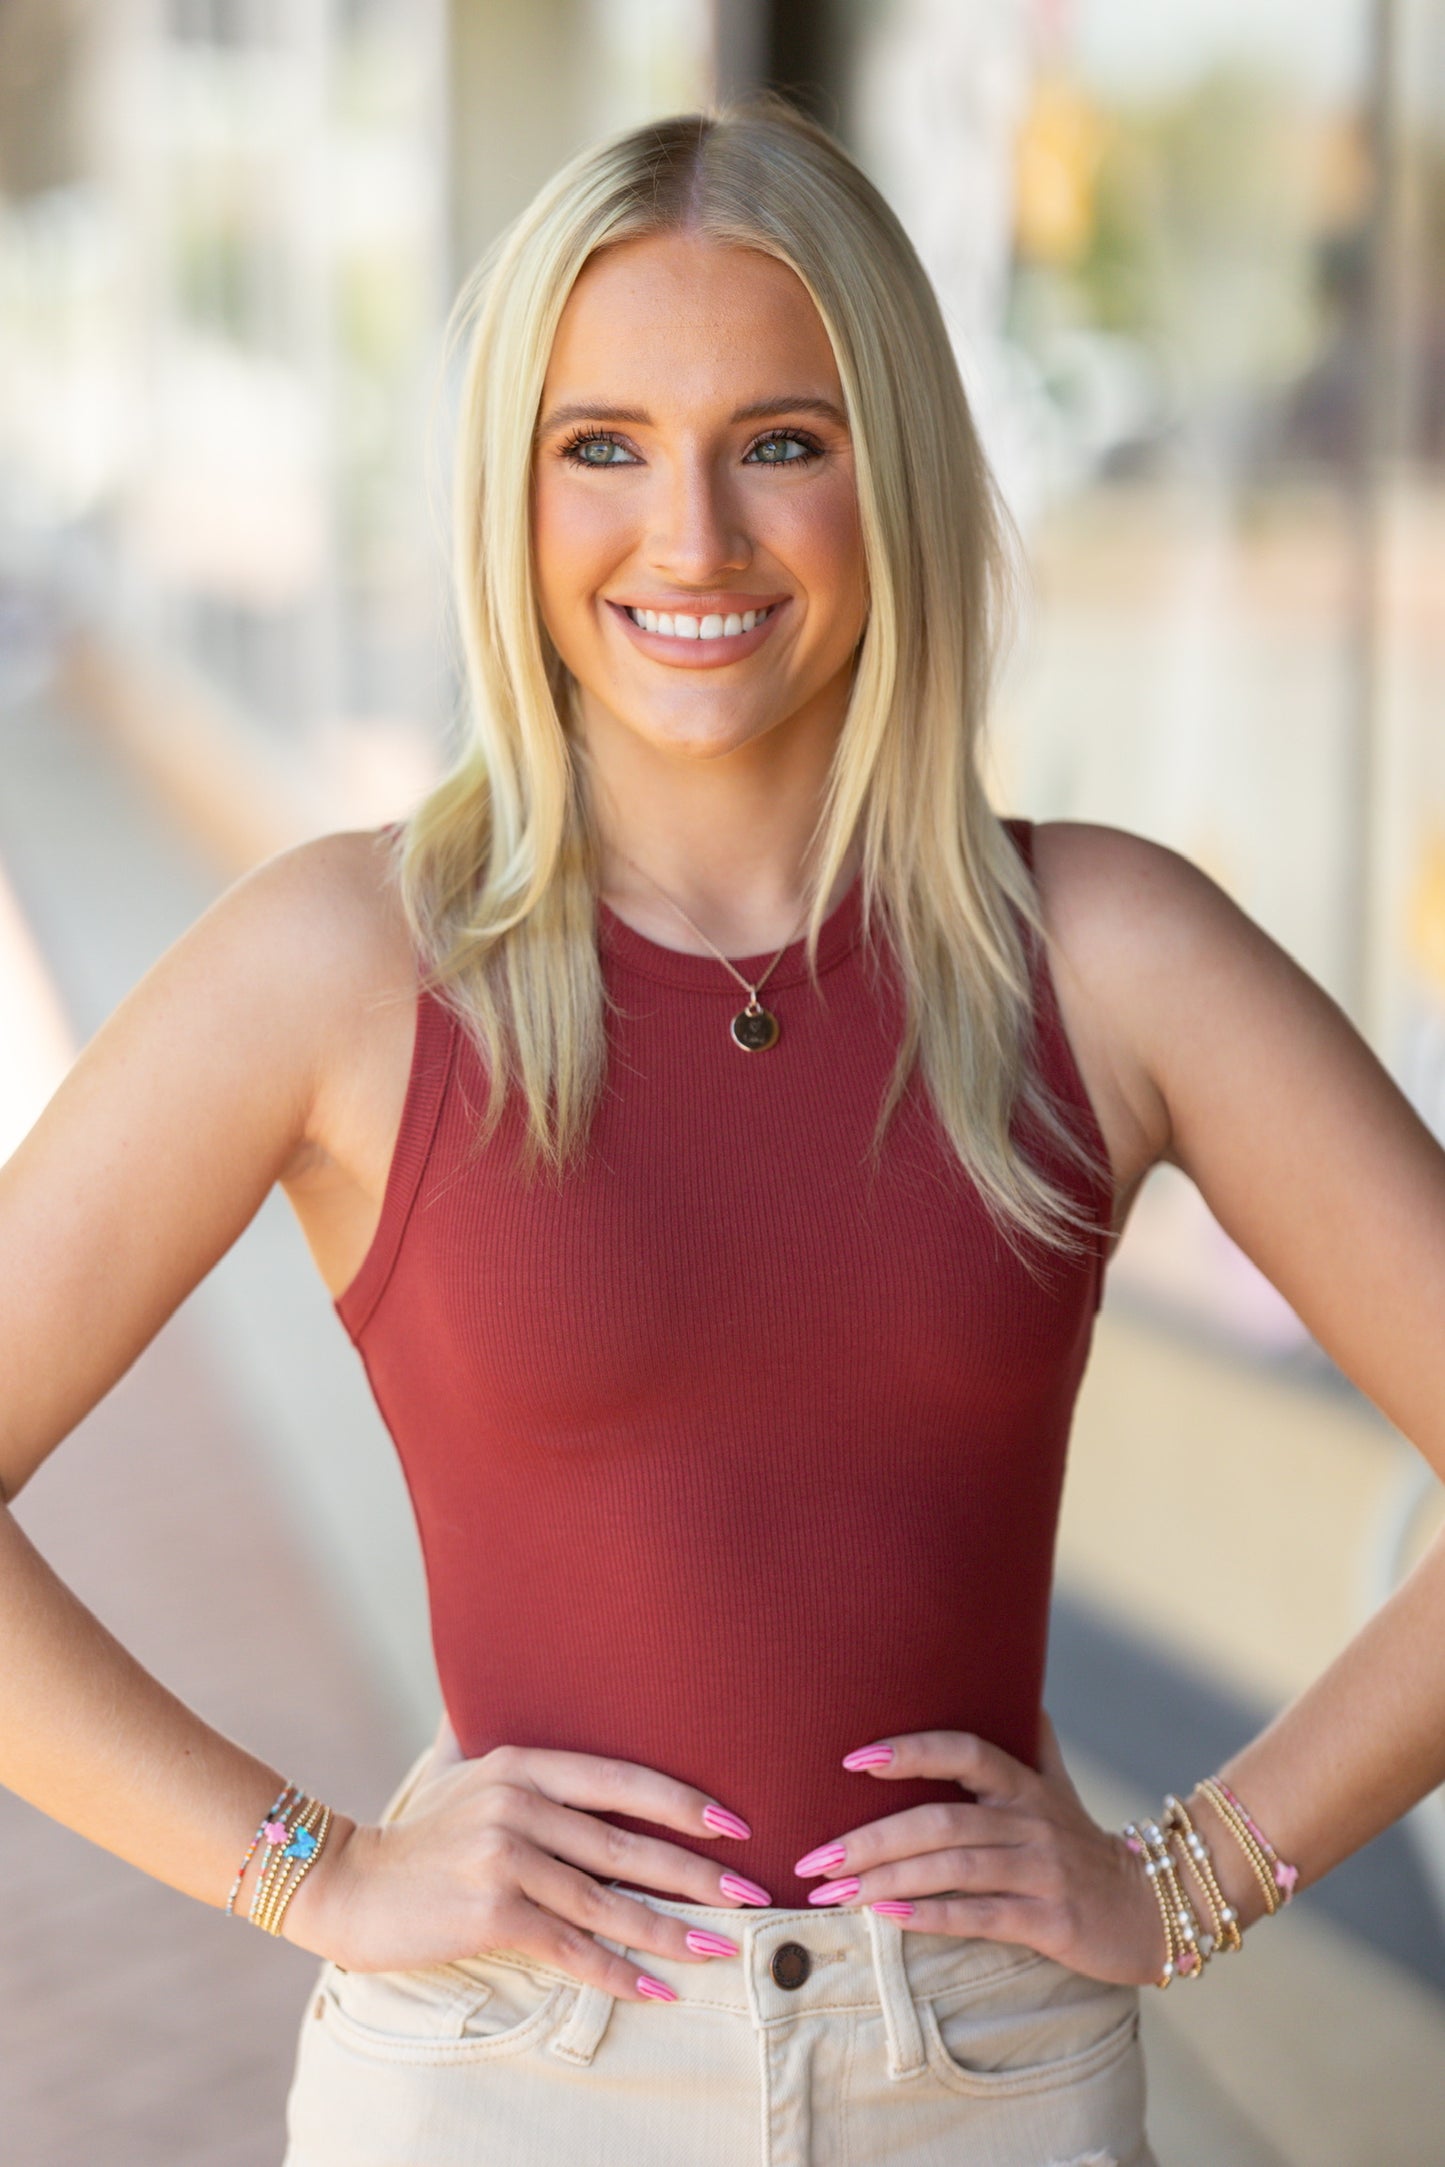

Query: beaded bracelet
[1201,1777,1300,1906]
[1125,1818,1205,1985]
[1163,1793,1242,1957]
[255,1801,333,1938]
[230,1785,335,1936]
[1197,1777,1300,1913]
[250,1797,318,1932]
[251,1794,330,1936]
[226,1784,300,1917]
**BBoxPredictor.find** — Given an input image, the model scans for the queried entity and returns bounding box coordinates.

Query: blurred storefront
[4,0,1442,1536]
[3,6,1444,2141]
[5,0,1440,1110]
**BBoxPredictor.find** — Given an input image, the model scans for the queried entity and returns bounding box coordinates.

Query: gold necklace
[614,855,810,1052]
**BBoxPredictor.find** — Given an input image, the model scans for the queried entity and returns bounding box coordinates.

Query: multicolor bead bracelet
[228,1783,335,1937]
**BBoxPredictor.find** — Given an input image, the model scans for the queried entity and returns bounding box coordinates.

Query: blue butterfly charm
[283,1828,318,1861]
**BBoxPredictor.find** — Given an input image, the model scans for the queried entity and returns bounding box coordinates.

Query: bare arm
[1045,822,1445,1911]
[794,823,1445,1980]
[0,835,397,1919]
[0,834,761,1992]
[1091,827,1445,1898]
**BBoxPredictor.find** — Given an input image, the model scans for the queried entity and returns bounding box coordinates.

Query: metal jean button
[770,1941,812,1990]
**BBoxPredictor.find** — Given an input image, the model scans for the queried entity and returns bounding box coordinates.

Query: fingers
[886,1892,1051,1946]
[840,1730,1038,1802]
[483,1787,762,1909]
[808,1837,1048,1912]
[483,1744,749,1846]
[795,1799,1029,1881]
[501,1846,739,2001]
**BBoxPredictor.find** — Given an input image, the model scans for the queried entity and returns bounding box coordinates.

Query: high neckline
[596,872,866,992]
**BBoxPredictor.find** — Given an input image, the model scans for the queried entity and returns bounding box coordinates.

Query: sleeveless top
[336,817,1113,1905]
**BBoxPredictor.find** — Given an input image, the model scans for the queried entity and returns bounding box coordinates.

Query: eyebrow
[537,394,849,436]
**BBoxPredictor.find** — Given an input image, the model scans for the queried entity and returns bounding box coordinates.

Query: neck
[577,687,861,957]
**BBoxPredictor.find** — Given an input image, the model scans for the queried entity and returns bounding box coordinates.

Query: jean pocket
[920,1960,1140,2100]
[316,1954,568,2067]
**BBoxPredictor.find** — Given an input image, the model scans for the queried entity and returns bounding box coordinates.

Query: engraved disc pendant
[731,1001,780,1052]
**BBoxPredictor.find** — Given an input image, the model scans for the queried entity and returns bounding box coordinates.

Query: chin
[602,693,775,761]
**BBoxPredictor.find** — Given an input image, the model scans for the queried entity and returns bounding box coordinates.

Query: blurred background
[1,1,1443,2160]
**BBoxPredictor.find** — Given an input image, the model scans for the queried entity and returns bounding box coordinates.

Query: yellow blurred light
[1408,830,1445,996]
[1014,76,1109,267]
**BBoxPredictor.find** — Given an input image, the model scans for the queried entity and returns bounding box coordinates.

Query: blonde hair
[395,95,1107,1262]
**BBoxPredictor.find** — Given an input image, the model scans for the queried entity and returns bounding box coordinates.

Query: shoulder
[1024,819,1260,1037]
[1019,818,1271,1190]
[141,826,416,1178]
[1023,817,1363,1176]
[191,826,414,1021]
[1024,819,1224,960]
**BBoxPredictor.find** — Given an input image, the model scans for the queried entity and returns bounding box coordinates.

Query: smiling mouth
[620,603,778,642]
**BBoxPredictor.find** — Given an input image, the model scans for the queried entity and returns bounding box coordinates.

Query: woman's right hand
[282,1743,767,2000]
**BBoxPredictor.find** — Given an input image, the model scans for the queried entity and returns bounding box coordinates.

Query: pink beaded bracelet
[1206,1777,1300,1904]
[226,1783,300,1916]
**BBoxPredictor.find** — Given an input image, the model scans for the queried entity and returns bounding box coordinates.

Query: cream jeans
[282,1747,1157,2167]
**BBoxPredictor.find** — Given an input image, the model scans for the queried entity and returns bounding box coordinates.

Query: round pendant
[731,1004,780,1052]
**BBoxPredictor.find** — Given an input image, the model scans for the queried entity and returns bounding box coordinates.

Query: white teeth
[626,604,773,640]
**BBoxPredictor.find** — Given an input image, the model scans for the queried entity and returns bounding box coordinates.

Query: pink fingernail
[794,1841,848,1877]
[871,1901,916,1919]
[719,1871,772,1907]
[635,1974,677,2001]
[842,1745,894,1770]
[808,1876,860,1906]
[702,1803,752,1841]
[685,1928,740,1958]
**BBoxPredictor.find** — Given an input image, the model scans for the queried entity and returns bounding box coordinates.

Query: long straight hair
[394,95,1107,1262]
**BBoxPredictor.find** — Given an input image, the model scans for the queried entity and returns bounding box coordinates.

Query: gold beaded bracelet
[242,1789,334,1936]
[1196,1777,1283,1918]
[257,1803,333,1938]
[254,1797,328,1936]
[1125,1819,1205,1985]
[1163,1793,1242,1958]
[1197,1776,1300,1910]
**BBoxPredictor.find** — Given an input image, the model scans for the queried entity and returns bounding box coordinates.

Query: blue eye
[561,432,637,467]
[746,430,821,465]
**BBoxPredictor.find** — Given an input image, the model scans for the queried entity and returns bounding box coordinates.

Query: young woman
[2,98,1443,2167]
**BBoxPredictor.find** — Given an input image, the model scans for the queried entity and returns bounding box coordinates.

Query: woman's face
[531,233,867,767]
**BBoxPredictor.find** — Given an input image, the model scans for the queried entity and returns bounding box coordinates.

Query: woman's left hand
[795,1715,1164,1987]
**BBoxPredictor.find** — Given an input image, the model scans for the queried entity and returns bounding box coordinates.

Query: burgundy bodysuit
[336,817,1113,1905]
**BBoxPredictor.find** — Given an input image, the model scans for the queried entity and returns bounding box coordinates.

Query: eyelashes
[556,425,826,470]
[557,428,633,468]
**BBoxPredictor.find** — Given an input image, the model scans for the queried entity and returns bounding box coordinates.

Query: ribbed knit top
[336,816,1113,1906]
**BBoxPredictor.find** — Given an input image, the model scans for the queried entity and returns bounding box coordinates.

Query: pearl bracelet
[1125,1817,1206,1985]
[1125,1774,1300,1989]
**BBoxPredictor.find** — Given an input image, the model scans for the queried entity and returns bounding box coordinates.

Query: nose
[645,447,751,584]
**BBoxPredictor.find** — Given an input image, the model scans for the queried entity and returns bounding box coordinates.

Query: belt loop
[548,1980,615,2065]
[864,1909,926,2080]
[548,1936,621,2066]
